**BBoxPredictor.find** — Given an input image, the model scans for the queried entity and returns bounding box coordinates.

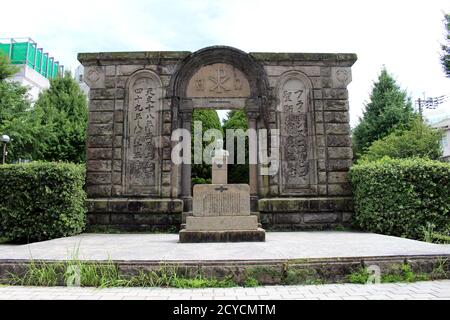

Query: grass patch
[4,260,237,288]
[347,264,430,284]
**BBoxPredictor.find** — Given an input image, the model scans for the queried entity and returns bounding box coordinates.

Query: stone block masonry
[78,46,357,231]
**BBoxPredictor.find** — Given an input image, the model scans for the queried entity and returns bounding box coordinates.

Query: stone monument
[79,46,357,232]
[179,140,265,242]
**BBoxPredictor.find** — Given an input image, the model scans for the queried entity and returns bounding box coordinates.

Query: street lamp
[1,134,10,164]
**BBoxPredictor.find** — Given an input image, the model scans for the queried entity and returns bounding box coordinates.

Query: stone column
[247,112,259,211]
[180,111,192,212]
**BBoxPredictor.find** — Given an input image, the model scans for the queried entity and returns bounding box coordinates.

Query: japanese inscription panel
[125,71,161,195]
[278,73,315,194]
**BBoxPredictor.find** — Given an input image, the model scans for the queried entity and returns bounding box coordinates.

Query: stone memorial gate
[78,46,357,231]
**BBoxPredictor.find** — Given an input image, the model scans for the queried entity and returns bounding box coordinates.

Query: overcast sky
[1,0,449,126]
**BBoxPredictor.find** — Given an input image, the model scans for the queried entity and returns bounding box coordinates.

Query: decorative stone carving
[124,71,161,196]
[331,67,352,88]
[278,72,315,194]
[187,63,251,98]
[186,63,251,110]
[84,66,105,89]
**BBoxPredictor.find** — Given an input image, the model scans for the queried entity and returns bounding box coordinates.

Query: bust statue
[210,138,229,158]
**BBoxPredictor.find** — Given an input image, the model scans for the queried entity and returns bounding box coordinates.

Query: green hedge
[350,158,450,239]
[0,162,86,243]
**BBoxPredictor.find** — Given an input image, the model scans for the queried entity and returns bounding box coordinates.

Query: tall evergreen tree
[441,13,450,77]
[352,67,416,157]
[33,72,88,163]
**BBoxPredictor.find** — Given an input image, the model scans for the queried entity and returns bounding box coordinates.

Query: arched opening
[169,46,270,212]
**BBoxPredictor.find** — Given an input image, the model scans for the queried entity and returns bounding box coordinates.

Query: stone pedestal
[179,184,265,243]
[211,154,228,184]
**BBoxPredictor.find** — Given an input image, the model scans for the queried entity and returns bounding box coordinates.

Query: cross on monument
[215,186,228,193]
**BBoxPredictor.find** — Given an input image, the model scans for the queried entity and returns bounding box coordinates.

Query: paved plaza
[1,232,449,261]
[0,281,449,300]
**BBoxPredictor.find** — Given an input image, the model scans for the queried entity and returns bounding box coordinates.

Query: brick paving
[0,280,449,300]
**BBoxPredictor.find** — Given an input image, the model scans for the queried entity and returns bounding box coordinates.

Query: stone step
[185,215,259,231]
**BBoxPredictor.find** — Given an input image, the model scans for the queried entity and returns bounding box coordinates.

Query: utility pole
[415,94,448,118]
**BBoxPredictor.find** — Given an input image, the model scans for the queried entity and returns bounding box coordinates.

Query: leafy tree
[0,53,43,162]
[33,72,88,163]
[222,110,249,183]
[352,67,416,157]
[360,118,443,162]
[441,13,450,77]
[0,53,19,81]
[191,109,223,184]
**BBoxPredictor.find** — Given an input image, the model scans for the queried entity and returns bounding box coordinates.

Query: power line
[415,94,449,117]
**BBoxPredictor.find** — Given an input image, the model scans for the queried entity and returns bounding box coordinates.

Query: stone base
[258,197,354,230]
[179,228,266,243]
[86,198,183,231]
[185,215,259,231]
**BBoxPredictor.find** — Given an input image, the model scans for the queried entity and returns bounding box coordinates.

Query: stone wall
[79,47,357,231]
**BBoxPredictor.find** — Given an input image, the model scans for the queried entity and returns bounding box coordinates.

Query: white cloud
[1,0,449,126]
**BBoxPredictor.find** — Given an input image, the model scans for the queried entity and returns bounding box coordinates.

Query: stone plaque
[193,184,250,217]
[186,63,251,98]
[279,75,313,193]
[125,72,161,195]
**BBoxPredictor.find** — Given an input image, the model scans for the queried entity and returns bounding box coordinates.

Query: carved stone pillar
[180,111,192,211]
[247,111,259,212]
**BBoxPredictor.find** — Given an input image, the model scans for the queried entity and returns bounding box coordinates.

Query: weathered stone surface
[187,63,251,98]
[327,147,353,159]
[186,216,259,231]
[179,229,265,243]
[79,46,356,231]
[328,172,349,184]
[89,100,114,111]
[211,155,228,184]
[304,213,339,223]
[86,198,183,213]
[87,185,111,197]
[322,88,348,100]
[328,184,352,196]
[105,65,116,76]
[89,88,116,100]
[331,67,352,88]
[327,135,352,147]
[325,123,351,135]
[324,111,349,123]
[328,159,353,171]
[87,173,111,184]
[193,184,250,217]
[89,112,113,123]
[88,148,112,160]
[258,197,353,213]
[323,100,349,111]
[84,66,105,89]
[88,123,113,135]
[124,70,161,196]
[88,160,112,172]
[88,136,113,148]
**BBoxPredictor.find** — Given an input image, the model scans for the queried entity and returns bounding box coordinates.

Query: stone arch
[169,46,269,101]
[168,46,271,211]
[276,70,318,195]
[123,69,163,196]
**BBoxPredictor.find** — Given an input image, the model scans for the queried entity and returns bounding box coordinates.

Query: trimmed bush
[0,162,86,243]
[350,158,450,239]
